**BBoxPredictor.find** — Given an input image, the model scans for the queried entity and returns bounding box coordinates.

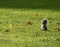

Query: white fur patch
[41,24,44,30]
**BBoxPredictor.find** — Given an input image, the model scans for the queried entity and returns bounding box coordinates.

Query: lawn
[0,0,60,47]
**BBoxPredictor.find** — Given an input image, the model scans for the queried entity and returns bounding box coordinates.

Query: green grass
[0,0,60,47]
[0,8,60,47]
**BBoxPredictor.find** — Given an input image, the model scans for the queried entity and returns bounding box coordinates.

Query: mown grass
[0,8,60,47]
[0,0,60,47]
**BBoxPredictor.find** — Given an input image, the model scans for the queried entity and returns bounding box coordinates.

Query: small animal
[41,19,47,31]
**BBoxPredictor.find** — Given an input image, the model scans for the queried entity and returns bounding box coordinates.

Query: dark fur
[41,19,47,30]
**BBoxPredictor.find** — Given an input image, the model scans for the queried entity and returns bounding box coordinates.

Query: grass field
[0,0,60,47]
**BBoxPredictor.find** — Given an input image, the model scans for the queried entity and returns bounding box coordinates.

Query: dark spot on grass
[55,38,60,41]
[0,29,2,31]
[48,17,52,20]
[0,39,3,40]
[56,28,60,31]
[5,29,10,32]
[25,21,32,26]
[15,36,19,38]
[0,22,2,24]
[35,13,39,16]
[45,34,48,37]
[57,22,60,25]
[17,21,20,23]
[27,21,32,25]
[39,39,41,41]
[49,21,52,23]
